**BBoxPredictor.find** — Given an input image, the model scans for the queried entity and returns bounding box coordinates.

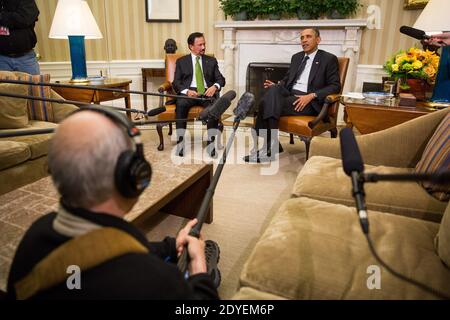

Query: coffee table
[0,142,212,292]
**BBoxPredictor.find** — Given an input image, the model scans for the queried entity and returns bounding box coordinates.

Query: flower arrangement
[383,47,440,89]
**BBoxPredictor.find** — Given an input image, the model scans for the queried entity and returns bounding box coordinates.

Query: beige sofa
[234,108,450,299]
[0,86,77,195]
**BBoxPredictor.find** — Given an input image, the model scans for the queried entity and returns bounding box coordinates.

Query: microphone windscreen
[400,26,429,40]
[199,90,236,121]
[147,106,166,116]
[209,93,233,120]
[221,90,237,102]
[233,92,255,121]
[339,128,364,176]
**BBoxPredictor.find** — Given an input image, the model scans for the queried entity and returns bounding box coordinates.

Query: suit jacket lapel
[187,55,194,83]
[308,50,322,86]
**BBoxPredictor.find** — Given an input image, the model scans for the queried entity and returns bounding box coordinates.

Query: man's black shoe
[205,240,221,288]
[243,149,274,163]
[176,139,185,157]
[206,140,217,158]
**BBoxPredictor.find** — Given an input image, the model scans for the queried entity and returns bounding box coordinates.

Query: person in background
[6,109,220,299]
[244,28,341,163]
[425,32,450,47]
[0,0,40,75]
[172,32,226,158]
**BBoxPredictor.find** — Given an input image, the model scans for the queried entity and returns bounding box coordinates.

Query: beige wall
[35,0,422,65]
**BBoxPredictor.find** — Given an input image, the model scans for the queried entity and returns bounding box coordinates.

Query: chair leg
[299,136,312,160]
[289,133,294,144]
[329,127,338,138]
[157,123,165,151]
[168,123,173,136]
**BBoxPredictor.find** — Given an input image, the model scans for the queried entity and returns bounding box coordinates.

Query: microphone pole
[177,97,249,275]
[0,91,167,118]
[363,171,450,183]
[0,78,214,102]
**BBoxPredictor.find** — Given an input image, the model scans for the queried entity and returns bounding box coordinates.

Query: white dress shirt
[292,49,318,93]
[181,53,221,95]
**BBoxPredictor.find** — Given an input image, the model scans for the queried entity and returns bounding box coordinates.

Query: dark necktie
[295,55,309,80]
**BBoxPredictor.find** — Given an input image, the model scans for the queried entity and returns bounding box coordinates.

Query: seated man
[172,32,226,157]
[6,108,219,300]
[244,28,341,163]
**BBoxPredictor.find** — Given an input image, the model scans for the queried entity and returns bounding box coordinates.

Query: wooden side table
[342,97,436,134]
[142,67,165,112]
[51,78,133,119]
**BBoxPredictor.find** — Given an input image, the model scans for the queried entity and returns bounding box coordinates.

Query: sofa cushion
[2,121,57,160]
[435,202,450,268]
[293,156,447,222]
[0,71,54,123]
[415,113,450,201]
[239,197,449,299]
[0,83,29,129]
[0,141,31,170]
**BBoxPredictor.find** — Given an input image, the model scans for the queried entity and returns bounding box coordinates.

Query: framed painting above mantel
[404,0,429,10]
[145,0,182,22]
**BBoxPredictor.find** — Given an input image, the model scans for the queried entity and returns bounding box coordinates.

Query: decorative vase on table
[401,79,434,101]
[384,47,440,102]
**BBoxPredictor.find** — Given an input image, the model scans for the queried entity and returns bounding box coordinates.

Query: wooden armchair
[156,53,222,151]
[278,57,349,159]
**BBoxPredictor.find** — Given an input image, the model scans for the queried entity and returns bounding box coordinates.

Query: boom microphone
[400,26,430,40]
[340,127,364,176]
[233,92,255,122]
[198,90,236,122]
[339,128,368,234]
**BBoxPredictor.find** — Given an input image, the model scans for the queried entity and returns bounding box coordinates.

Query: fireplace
[246,62,290,114]
[215,20,368,122]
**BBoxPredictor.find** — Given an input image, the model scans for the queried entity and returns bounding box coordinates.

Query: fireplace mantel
[215,19,368,99]
[215,19,368,29]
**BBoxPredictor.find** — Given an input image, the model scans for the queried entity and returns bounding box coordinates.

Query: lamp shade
[49,0,102,39]
[413,0,450,35]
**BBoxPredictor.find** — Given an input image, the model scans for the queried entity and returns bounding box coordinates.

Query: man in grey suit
[172,32,226,157]
[245,28,341,163]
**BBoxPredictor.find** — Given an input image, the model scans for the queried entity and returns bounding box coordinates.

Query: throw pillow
[14,72,54,123]
[415,112,450,201]
[0,83,29,129]
[0,71,54,122]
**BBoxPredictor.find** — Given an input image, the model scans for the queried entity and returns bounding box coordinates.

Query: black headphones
[75,106,152,198]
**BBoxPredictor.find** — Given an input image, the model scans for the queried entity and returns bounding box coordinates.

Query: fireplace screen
[246,62,290,115]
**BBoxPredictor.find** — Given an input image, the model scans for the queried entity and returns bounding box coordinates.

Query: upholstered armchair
[278,57,349,159]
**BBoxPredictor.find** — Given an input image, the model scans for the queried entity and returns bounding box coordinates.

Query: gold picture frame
[404,0,429,10]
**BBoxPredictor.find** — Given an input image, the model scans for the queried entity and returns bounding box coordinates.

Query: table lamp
[414,0,450,102]
[49,0,103,83]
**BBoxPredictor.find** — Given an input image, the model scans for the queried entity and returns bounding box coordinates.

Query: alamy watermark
[168,127,285,176]
[366,265,381,290]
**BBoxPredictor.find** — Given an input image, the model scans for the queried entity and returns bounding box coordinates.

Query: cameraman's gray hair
[48,114,132,208]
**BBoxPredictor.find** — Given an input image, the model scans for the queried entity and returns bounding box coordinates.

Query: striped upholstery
[0,72,54,122]
[415,113,450,201]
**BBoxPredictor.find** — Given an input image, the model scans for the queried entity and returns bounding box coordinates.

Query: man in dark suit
[244,28,341,163]
[172,32,226,157]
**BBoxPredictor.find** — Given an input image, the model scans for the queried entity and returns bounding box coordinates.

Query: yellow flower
[395,54,407,65]
[424,65,436,79]
[412,60,423,70]
[385,47,440,82]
